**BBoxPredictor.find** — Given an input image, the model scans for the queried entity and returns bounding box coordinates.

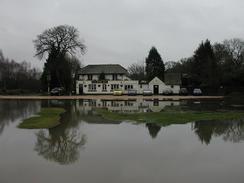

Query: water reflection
[0,100,40,136]
[0,99,244,167]
[2,99,244,183]
[76,99,180,113]
[35,129,86,165]
[76,98,244,114]
[193,119,244,144]
[34,101,87,165]
[73,99,244,144]
[146,123,162,138]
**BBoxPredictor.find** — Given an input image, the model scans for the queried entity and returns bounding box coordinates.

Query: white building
[76,64,181,95]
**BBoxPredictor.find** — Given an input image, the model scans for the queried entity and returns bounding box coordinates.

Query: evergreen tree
[192,40,219,89]
[99,72,105,81]
[145,47,165,81]
[41,54,81,94]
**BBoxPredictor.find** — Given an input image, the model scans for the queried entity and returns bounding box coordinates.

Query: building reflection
[32,100,244,163]
[76,98,180,114]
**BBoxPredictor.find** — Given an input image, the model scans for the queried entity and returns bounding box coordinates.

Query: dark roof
[164,73,182,85]
[78,64,128,75]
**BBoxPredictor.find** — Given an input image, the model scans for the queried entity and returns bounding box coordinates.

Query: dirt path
[0,95,224,100]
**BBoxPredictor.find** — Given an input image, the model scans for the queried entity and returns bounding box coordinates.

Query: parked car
[179,88,188,95]
[163,88,173,95]
[113,90,123,96]
[193,88,202,96]
[50,87,65,96]
[143,90,153,96]
[128,89,137,96]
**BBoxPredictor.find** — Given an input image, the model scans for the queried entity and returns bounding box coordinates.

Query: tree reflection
[34,101,87,165]
[0,100,40,136]
[35,129,86,165]
[193,119,244,144]
[146,123,162,139]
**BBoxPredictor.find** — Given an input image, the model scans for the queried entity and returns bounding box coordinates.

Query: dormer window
[88,74,93,80]
[112,74,118,80]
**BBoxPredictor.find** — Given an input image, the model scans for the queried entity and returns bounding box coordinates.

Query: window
[88,84,96,91]
[125,85,133,90]
[112,101,120,107]
[89,100,96,106]
[88,74,93,80]
[102,101,107,107]
[111,84,119,90]
[125,101,134,106]
[112,74,118,80]
[102,84,107,91]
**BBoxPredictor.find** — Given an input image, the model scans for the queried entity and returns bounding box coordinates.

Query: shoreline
[0,95,224,100]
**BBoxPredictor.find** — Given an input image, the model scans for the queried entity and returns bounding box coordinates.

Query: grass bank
[18,108,65,129]
[96,109,244,125]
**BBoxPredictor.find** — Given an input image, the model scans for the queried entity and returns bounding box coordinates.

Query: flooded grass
[2,99,244,183]
[97,109,244,125]
[18,108,65,129]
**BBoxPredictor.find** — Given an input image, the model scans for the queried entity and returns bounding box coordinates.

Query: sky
[0,0,244,69]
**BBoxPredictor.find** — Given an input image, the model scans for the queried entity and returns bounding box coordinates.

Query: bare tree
[34,25,86,93]
[165,61,177,71]
[223,38,244,66]
[33,25,86,59]
[127,62,145,80]
[0,50,41,93]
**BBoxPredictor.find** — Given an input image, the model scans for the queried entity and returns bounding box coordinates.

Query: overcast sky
[0,0,244,69]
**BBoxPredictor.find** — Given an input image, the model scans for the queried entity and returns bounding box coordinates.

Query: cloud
[0,0,244,69]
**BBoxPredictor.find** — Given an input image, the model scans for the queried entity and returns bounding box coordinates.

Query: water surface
[0,99,244,183]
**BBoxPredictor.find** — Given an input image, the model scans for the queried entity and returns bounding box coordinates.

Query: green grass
[18,108,65,129]
[96,109,244,125]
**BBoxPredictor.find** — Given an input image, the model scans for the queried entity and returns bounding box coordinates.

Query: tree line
[128,39,244,94]
[0,50,41,94]
[1,24,244,95]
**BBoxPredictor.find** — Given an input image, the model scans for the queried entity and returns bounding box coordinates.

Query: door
[153,85,159,95]
[79,84,83,95]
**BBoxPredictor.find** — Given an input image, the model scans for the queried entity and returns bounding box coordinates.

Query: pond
[1,98,244,183]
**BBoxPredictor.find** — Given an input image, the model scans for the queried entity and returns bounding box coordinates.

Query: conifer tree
[192,40,219,88]
[145,47,165,81]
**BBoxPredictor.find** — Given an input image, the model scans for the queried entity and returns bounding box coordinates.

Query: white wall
[76,80,139,94]
[79,74,130,81]
[171,85,180,94]
[149,77,170,94]
[76,76,180,95]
